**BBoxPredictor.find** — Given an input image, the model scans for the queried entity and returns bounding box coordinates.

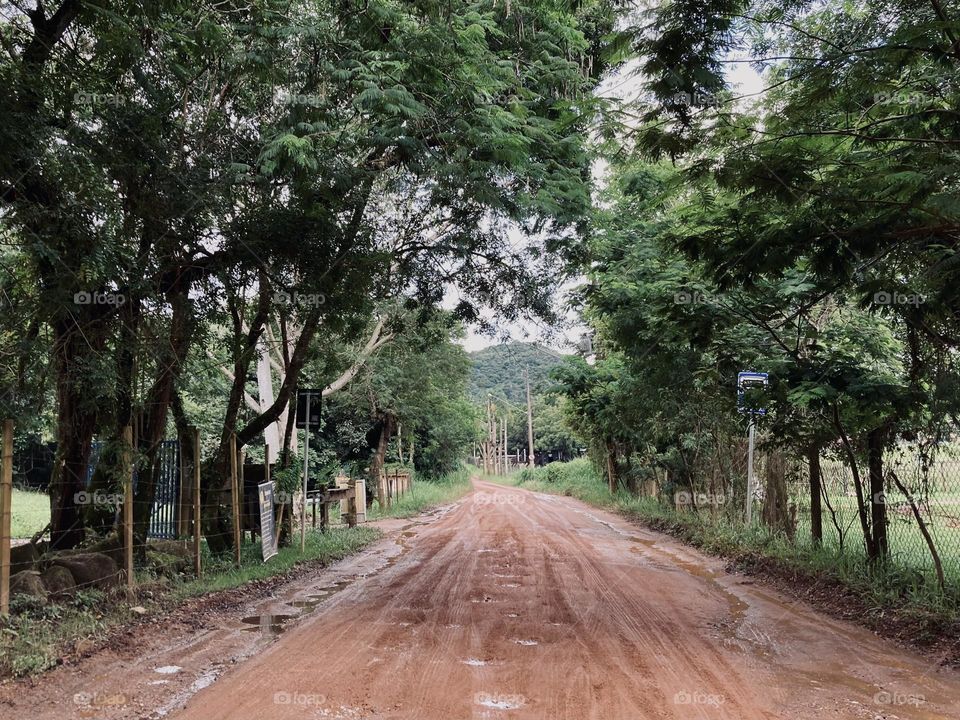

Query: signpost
[296,389,322,553]
[258,481,278,562]
[737,372,769,526]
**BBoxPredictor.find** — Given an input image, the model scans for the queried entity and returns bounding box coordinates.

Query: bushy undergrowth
[368,466,472,519]
[512,459,960,617]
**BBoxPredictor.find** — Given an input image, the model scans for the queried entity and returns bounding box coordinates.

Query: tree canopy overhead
[0,0,622,549]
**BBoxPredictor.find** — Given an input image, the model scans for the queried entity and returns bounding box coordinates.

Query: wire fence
[790,449,960,588]
[666,439,960,593]
[0,422,372,613]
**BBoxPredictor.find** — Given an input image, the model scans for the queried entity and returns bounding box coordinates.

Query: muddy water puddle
[242,524,420,636]
[240,613,298,635]
[241,577,359,634]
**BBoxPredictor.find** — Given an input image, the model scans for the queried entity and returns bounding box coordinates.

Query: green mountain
[469,342,568,403]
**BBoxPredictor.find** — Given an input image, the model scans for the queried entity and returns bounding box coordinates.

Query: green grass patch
[173,525,381,598]
[0,589,118,676]
[368,466,473,520]
[11,487,50,538]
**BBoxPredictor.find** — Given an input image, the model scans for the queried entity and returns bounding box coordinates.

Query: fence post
[239,448,246,542]
[230,432,241,568]
[1,420,13,615]
[178,434,187,538]
[122,425,134,590]
[346,479,358,529]
[193,428,202,578]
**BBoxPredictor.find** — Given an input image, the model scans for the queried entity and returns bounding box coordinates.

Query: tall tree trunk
[132,286,194,549]
[605,440,618,494]
[370,414,395,509]
[205,276,271,554]
[49,318,101,549]
[833,404,874,558]
[867,426,888,561]
[762,450,794,538]
[807,443,823,546]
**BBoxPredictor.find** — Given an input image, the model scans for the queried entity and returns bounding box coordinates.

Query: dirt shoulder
[0,515,427,718]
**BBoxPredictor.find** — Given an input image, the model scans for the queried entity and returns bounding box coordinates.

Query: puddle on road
[241,613,298,634]
[245,525,419,636]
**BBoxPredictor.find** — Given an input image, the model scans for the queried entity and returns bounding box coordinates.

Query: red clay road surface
[167,479,960,720]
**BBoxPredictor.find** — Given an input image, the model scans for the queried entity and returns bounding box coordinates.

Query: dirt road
[159,479,959,720]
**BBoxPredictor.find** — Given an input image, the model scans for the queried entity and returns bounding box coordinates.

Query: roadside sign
[258,481,277,561]
[295,389,322,429]
[737,371,769,415]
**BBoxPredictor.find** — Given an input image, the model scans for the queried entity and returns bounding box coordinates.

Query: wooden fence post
[193,428,202,578]
[1,420,13,615]
[346,480,358,529]
[230,432,241,568]
[121,425,134,590]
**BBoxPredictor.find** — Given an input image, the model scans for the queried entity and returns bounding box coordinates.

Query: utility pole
[494,417,501,475]
[480,396,490,475]
[525,367,535,468]
[745,417,756,525]
[486,397,495,475]
[502,416,508,473]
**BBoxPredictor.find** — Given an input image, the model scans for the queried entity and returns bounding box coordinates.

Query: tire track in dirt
[157,478,960,720]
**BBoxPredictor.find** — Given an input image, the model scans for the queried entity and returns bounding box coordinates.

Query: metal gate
[86,439,180,539]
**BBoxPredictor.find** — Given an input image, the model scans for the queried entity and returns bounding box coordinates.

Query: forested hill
[469,342,567,402]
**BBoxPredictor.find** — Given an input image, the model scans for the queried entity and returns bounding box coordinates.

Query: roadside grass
[172,525,381,598]
[2,466,473,678]
[0,525,382,678]
[367,466,473,520]
[507,459,960,620]
[11,487,50,538]
[0,589,116,677]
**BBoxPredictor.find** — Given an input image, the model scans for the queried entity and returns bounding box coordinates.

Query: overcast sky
[459,47,766,354]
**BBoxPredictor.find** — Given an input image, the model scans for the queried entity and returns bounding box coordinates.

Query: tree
[0,0,623,550]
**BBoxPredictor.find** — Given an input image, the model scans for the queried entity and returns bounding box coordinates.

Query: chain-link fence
[789,447,960,588]
[661,437,960,593]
